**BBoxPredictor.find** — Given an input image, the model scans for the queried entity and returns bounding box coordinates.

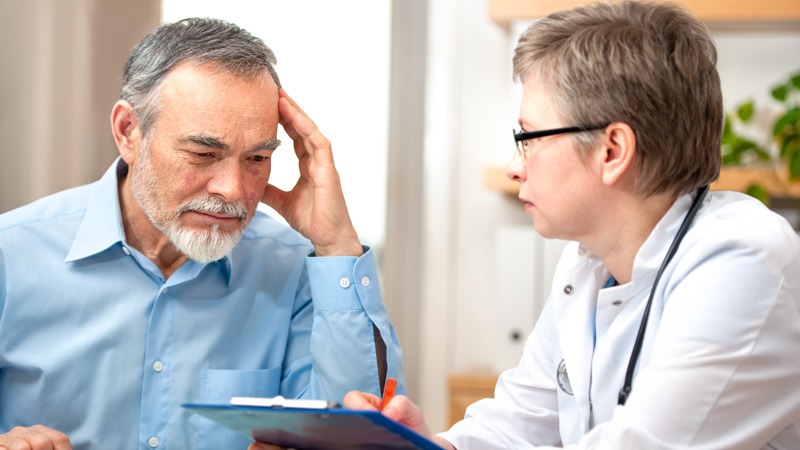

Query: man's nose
[207,159,245,202]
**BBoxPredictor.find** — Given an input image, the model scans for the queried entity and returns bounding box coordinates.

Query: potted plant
[720,71,800,205]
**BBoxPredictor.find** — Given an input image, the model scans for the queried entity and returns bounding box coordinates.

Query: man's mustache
[177,196,248,220]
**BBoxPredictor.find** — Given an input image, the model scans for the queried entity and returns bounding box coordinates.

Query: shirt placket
[138,282,176,449]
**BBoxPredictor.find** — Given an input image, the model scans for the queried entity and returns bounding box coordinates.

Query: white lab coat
[440,191,800,449]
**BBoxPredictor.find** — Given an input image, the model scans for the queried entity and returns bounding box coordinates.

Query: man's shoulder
[0,183,94,233]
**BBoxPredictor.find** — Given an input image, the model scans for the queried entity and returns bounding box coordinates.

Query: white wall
[161,0,391,250]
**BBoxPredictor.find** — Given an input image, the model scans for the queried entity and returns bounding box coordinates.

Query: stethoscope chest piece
[557,358,573,395]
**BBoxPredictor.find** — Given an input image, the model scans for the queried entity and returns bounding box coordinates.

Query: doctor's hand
[0,425,72,450]
[261,90,363,258]
[343,391,454,449]
[247,443,283,450]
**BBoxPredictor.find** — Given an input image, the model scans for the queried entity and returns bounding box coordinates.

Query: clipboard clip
[230,395,339,409]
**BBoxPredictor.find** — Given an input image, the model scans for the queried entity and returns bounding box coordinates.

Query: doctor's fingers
[382,395,423,423]
[247,442,284,450]
[0,425,72,450]
[343,390,382,411]
[382,396,434,440]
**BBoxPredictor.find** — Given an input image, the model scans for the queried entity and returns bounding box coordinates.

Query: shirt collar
[64,157,234,284]
[65,158,128,263]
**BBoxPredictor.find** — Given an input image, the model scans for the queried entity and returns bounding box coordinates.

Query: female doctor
[340,1,800,449]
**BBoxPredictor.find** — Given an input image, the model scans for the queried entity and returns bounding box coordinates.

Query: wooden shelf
[489,0,800,29]
[484,165,800,198]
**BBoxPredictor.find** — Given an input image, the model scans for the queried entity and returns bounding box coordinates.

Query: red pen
[380,377,397,411]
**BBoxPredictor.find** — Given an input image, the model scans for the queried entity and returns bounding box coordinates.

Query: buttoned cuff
[305,246,382,312]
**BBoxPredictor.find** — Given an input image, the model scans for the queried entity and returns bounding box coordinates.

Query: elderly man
[0,18,403,450]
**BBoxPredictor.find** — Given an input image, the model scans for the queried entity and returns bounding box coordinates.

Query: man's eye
[194,152,214,158]
[251,155,270,163]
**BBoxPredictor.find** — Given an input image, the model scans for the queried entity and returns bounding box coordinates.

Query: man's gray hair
[119,17,281,140]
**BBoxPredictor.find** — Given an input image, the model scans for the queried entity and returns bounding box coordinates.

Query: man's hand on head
[261,90,363,257]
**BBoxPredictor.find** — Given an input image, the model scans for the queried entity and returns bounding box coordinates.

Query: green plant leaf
[772,84,789,102]
[722,115,733,137]
[722,130,771,165]
[744,183,770,205]
[780,135,800,160]
[790,146,800,180]
[791,72,800,90]
[737,100,755,122]
[722,151,741,165]
[773,107,800,137]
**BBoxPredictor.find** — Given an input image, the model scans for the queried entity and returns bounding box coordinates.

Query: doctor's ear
[110,100,141,164]
[597,122,636,187]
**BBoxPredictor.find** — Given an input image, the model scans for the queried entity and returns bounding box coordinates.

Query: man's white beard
[164,196,249,263]
[130,149,251,263]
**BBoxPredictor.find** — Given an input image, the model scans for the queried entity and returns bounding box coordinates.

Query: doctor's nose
[506,151,526,183]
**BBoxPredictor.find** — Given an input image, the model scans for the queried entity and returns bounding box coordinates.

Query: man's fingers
[261,183,288,210]
[277,95,336,168]
[278,89,310,119]
[1,425,72,450]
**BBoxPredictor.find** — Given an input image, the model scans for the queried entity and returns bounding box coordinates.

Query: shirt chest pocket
[198,366,282,403]
[193,367,282,449]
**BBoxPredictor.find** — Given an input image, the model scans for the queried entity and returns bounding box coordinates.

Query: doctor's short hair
[119,17,281,142]
[512,0,722,197]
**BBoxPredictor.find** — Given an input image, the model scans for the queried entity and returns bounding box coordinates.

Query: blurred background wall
[0,0,160,212]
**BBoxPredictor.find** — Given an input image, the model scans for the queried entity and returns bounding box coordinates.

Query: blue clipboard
[182,401,444,450]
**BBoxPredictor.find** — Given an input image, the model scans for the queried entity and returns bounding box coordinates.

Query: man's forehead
[159,61,279,103]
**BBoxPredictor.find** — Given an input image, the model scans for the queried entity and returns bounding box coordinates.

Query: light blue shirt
[0,160,404,450]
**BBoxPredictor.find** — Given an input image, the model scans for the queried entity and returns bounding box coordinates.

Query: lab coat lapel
[553,258,603,434]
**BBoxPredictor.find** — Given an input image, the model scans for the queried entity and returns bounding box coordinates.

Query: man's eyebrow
[179,136,281,152]
[181,135,228,150]
[253,138,281,152]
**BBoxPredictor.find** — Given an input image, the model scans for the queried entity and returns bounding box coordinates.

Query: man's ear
[596,121,636,187]
[110,100,140,164]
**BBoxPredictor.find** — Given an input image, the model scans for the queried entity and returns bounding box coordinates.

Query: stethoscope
[617,184,710,406]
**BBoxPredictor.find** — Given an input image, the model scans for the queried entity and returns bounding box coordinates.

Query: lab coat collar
[630,191,700,282]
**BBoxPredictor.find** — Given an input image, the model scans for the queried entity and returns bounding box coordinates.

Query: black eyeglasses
[513,124,609,158]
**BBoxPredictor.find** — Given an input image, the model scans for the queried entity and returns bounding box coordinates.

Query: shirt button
[121,246,131,256]
[152,360,164,373]
[563,284,574,295]
[339,277,351,288]
[148,436,159,448]
[161,287,168,294]
[361,276,370,287]
[612,300,623,307]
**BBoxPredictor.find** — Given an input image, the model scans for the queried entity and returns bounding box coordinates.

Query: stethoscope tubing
[618,185,710,405]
